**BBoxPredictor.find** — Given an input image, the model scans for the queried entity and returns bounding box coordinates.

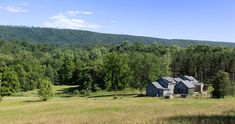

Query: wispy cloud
[5,5,28,13]
[44,11,101,29]
[67,11,93,16]
[0,3,28,13]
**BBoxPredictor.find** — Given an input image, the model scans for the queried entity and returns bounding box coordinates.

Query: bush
[212,70,231,98]
[38,79,53,101]
[0,96,2,102]
[73,89,80,95]
[80,89,90,96]
[113,96,118,100]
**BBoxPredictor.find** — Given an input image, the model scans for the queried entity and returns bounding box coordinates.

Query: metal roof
[152,82,169,90]
[184,76,198,81]
[180,80,195,88]
[173,78,183,83]
[162,77,177,84]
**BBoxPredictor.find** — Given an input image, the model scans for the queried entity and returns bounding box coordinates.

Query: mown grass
[0,86,234,124]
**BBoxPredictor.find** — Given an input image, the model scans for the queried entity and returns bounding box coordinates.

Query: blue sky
[0,0,235,42]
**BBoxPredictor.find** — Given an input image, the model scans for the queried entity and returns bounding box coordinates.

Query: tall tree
[104,52,131,91]
[58,51,75,84]
[129,53,161,94]
[160,52,172,77]
[0,67,20,96]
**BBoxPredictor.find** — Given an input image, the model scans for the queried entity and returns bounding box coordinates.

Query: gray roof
[192,82,203,85]
[180,80,195,88]
[173,78,183,83]
[162,77,177,84]
[184,75,198,82]
[182,75,201,85]
[152,82,169,90]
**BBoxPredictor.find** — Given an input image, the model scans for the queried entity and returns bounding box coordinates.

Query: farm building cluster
[146,76,208,97]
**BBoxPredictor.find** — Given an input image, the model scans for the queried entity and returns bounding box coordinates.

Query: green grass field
[0,86,234,124]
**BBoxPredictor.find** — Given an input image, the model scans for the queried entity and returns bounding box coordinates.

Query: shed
[158,77,176,94]
[181,75,205,93]
[146,82,170,97]
[174,80,195,95]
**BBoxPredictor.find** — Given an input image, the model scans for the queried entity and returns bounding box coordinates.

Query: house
[158,77,176,94]
[174,80,195,95]
[146,82,170,97]
[181,76,208,93]
[146,76,207,97]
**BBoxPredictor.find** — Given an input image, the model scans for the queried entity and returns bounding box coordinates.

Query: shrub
[73,89,80,95]
[38,79,53,101]
[113,96,118,100]
[0,95,2,102]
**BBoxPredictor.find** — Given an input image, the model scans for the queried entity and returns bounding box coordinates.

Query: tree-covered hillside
[0,25,235,47]
[0,39,235,96]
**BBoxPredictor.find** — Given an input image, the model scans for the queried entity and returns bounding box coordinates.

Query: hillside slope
[0,25,234,47]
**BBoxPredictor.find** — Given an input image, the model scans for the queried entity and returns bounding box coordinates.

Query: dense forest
[1,26,235,47]
[0,38,235,96]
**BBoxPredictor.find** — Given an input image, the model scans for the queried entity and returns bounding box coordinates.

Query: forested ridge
[1,25,235,47]
[0,38,235,96]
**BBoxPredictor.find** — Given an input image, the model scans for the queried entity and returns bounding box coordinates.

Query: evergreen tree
[212,70,231,98]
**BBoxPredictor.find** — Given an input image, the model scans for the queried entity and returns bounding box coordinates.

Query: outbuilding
[146,82,170,97]
[174,80,195,95]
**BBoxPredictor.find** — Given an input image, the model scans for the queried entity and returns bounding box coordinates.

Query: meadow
[0,86,234,124]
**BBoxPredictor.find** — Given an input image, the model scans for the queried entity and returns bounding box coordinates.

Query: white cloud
[67,11,93,16]
[5,6,28,13]
[0,4,28,13]
[44,12,101,29]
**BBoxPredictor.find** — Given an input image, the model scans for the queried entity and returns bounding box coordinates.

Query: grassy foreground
[0,86,234,124]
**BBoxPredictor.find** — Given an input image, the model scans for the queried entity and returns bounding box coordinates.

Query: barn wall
[175,82,188,94]
[146,84,158,96]
[188,88,195,95]
[146,84,165,97]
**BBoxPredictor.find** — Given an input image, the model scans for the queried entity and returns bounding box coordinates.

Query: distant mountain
[0,25,234,47]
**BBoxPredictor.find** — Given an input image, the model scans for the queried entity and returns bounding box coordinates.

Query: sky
[0,0,235,42]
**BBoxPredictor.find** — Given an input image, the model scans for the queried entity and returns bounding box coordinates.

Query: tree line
[0,39,234,97]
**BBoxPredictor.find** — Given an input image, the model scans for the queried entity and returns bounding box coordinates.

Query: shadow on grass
[133,94,147,97]
[58,95,74,98]
[55,87,75,94]
[22,100,44,103]
[54,86,79,98]
[88,93,139,98]
[165,112,235,124]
